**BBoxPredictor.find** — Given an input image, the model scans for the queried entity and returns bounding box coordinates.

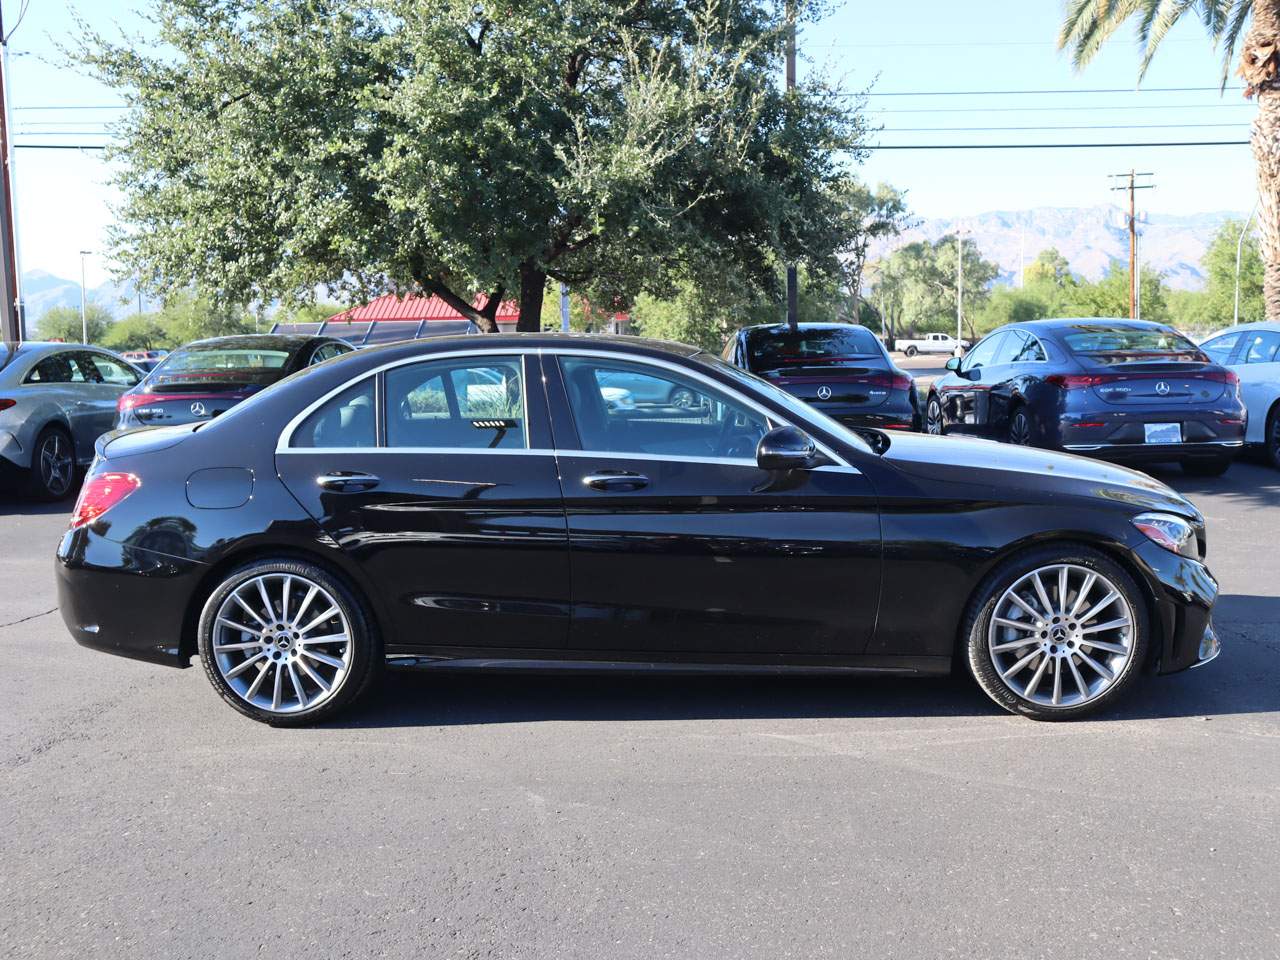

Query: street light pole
[1234,202,1259,326]
[784,0,798,331]
[79,250,92,344]
[956,229,964,344]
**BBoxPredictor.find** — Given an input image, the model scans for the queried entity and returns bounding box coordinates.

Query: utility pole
[0,6,21,342]
[784,0,798,331]
[1235,202,1259,326]
[79,250,92,344]
[1109,171,1154,320]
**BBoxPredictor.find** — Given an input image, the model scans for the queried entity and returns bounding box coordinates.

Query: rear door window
[385,357,526,450]
[25,352,88,384]
[88,353,141,386]
[1200,332,1241,365]
[1242,331,1280,364]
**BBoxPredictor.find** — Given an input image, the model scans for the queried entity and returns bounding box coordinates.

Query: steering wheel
[717,416,762,461]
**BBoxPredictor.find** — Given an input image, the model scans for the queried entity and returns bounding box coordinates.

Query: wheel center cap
[1050,625,1069,643]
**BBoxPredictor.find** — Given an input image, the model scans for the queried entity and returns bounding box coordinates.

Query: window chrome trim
[275,344,858,472]
[278,350,533,453]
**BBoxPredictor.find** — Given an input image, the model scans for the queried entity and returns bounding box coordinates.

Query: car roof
[1017,318,1173,333]
[179,334,336,352]
[741,322,867,334]
[1207,320,1280,335]
[332,331,703,364]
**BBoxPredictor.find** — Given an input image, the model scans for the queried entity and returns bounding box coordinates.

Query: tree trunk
[1245,5,1280,320]
[419,278,499,333]
[517,262,546,332]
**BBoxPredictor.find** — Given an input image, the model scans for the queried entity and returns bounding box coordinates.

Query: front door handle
[583,470,649,492]
[316,472,380,493]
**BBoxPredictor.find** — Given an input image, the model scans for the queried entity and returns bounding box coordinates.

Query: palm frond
[1058,0,1148,69]
[1219,0,1254,88]
[1138,0,1199,79]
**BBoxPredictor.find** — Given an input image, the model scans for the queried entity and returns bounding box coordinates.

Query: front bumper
[55,526,206,667]
[1132,539,1220,675]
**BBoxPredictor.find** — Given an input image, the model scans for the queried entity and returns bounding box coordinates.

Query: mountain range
[870,205,1248,291]
[20,269,142,323]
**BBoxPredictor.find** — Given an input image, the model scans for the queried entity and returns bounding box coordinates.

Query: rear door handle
[583,470,649,492]
[317,472,380,492]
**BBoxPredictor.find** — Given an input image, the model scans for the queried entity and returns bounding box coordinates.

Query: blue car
[924,318,1246,476]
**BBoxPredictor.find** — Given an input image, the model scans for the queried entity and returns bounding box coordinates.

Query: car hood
[878,431,1201,520]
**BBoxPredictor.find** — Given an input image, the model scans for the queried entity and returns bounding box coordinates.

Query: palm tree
[1059,1,1280,318]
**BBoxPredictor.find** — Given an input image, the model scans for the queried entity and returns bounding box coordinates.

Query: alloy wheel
[1009,411,1032,446]
[1269,408,1280,469]
[38,432,73,497]
[925,397,943,435]
[211,573,352,714]
[987,563,1134,708]
[669,387,696,409]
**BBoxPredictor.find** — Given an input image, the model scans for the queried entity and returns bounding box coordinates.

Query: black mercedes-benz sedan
[924,319,1247,475]
[115,334,353,430]
[57,334,1220,725]
[722,323,918,431]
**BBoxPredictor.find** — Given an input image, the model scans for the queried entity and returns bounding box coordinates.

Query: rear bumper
[55,526,205,668]
[1061,440,1242,463]
[821,400,918,431]
[1131,539,1220,675]
[1044,399,1247,459]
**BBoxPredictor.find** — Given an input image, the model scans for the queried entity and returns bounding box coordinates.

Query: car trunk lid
[756,360,897,409]
[1076,359,1230,405]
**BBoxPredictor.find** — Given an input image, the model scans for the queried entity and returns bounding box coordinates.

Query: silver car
[0,342,143,500]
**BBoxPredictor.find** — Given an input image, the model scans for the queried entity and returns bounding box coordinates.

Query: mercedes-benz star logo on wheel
[190,401,207,416]
[816,386,833,400]
[1155,381,1171,396]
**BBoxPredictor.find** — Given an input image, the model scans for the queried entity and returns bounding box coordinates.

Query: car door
[938,331,1007,435]
[24,351,103,462]
[81,352,141,441]
[1233,330,1280,440]
[275,352,570,652]
[546,352,881,658]
[984,330,1038,437]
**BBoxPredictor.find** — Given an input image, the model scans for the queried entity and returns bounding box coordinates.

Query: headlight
[1132,512,1199,559]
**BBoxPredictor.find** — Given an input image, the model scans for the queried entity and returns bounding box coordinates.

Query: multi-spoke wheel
[27,425,75,500]
[1007,408,1033,446]
[1267,404,1280,470]
[965,546,1148,720]
[668,386,696,409]
[925,395,944,436]
[197,559,381,724]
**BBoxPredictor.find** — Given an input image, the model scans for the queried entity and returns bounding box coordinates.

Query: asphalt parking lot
[2,458,1278,960]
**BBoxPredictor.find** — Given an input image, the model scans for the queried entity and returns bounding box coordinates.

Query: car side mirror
[756,426,818,471]
[944,357,962,372]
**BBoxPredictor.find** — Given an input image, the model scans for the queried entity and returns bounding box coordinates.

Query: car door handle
[583,470,649,492]
[316,472,380,492]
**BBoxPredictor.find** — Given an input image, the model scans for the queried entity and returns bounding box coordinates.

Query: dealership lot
[2,460,1278,960]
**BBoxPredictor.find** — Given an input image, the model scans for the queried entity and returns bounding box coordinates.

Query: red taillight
[70,472,141,529]
[1047,374,1108,389]
[890,373,913,392]
[0,398,14,412]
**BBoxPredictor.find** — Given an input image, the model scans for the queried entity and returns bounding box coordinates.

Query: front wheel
[925,395,944,435]
[1182,457,1231,477]
[904,345,918,358]
[964,546,1149,721]
[1265,404,1280,470]
[197,559,382,725]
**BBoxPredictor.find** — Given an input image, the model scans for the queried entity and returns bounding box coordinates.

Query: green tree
[153,292,255,345]
[272,302,348,327]
[1061,262,1170,322]
[1024,248,1076,288]
[1200,218,1265,324]
[77,0,866,333]
[36,304,112,345]
[1059,0,1280,319]
[102,313,169,351]
[835,181,913,324]
[867,235,999,343]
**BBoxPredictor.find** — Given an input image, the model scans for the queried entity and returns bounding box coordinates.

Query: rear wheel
[964,545,1148,721]
[1182,457,1231,477]
[1266,403,1280,470]
[25,425,76,501]
[1007,407,1033,446]
[904,345,918,357]
[925,395,944,435]
[197,559,382,725]
[668,386,696,409]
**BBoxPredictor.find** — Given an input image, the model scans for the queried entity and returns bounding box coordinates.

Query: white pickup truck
[895,333,970,357]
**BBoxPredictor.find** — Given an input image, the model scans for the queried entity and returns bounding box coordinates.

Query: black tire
[904,345,918,358]
[963,544,1149,721]
[669,386,696,409]
[1007,407,1033,446]
[25,424,76,501]
[925,394,944,435]
[197,558,382,726]
[1182,457,1231,478]
[1266,403,1280,470]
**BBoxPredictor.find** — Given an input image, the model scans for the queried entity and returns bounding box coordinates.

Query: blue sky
[1,0,1257,288]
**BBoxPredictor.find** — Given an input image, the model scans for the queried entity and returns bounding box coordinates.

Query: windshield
[698,354,874,456]
[159,348,292,373]
[746,327,883,370]
[1061,326,1205,361]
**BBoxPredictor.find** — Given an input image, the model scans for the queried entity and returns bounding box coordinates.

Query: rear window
[747,327,882,370]
[160,348,291,373]
[1060,326,1204,361]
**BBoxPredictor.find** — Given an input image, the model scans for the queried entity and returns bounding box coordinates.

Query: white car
[1200,320,1280,468]
[896,332,970,357]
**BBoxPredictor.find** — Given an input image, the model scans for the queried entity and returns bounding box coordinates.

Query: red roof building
[326,293,520,329]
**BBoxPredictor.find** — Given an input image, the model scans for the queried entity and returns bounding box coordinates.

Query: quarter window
[1242,331,1280,364]
[559,357,769,459]
[385,357,526,449]
[1009,332,1047,363]
[291,379,376,448]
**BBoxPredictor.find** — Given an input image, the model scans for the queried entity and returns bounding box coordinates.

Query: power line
[860,86,1226,97]
[881,122,1247,133]
[865,140,1247,150]
[870,101,1252,114]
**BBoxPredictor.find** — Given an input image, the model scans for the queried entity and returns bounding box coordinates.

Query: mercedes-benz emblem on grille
[816,386,833,400]
[190,401,207,416]
[1155,381,1171,396]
